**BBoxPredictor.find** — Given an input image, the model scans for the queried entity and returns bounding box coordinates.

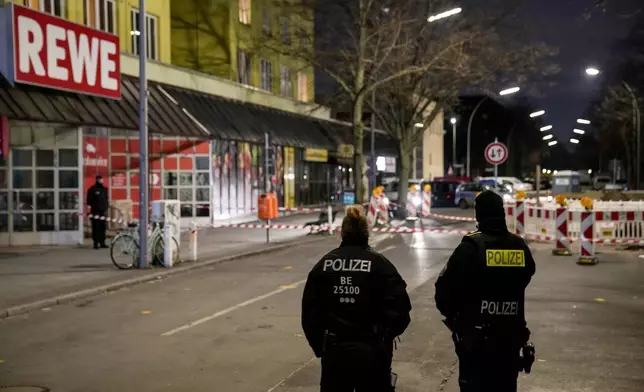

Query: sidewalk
[395,248,644,392]
[0,213,339,313]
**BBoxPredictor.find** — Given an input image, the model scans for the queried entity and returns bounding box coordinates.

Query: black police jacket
[435,230,535,340]
[301,241,412,357]
[87,183,109,214]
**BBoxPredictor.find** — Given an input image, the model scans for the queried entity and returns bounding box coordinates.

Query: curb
[0,235,331,320]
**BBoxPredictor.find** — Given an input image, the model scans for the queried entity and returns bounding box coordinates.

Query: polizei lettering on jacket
[480,300,519,315]
[322,259,372,272]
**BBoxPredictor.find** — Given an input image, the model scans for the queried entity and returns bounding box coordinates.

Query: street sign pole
[494,137,499,180]
[137,0,148,269]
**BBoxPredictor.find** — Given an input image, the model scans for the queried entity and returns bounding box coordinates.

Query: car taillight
[447,194,451,199]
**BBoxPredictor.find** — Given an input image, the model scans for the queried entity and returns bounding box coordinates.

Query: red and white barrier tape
[424,213,476,222]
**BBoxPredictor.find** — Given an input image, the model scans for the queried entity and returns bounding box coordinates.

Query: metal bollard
[328,205,333,235]
[188,220,198,262]
[163,224,174,268]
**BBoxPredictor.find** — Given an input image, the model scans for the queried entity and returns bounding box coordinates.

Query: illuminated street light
[450,118,457,124]
[542,134,554,140]
[540,125,553,132]
[570,138,580,144]
[588,169,593,174]
[577,119,591,124]
[573,129,585,135]
[499,87,521,96]
[542,168,547,174]
[548,140,558,146]
[414,123,424,128]
[530,110,546,118]
[586,67,600,76]
[428,7,462,22]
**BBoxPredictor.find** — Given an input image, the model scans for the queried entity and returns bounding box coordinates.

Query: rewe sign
[0,4,120,99]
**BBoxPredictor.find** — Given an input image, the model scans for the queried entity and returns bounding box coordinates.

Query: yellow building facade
[3,0,172,63]
[170,0,314,102]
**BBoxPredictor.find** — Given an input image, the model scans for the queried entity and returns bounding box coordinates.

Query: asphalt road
[1,219,643,392]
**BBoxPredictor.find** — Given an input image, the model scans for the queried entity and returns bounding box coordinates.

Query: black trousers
[320,341,393,392]
[91,215,107,246]
[456,344,520,392]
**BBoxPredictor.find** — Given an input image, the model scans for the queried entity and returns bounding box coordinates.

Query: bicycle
[110,221,181,270]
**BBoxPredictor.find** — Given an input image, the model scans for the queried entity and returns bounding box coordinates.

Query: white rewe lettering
[18,16,45,76]
[46,23,68,81]
[68,31,99,86]
[99,40,117,91]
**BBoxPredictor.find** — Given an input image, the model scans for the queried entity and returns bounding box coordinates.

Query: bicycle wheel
[110,233,139,270]
[152,235,181,267]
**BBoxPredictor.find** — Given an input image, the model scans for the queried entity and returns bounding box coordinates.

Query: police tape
[423,213,476,222]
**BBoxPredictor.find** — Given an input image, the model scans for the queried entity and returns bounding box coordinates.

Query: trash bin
[258,193,278,220]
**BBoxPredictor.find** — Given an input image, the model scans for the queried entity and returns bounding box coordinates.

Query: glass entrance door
[5,147,82,246]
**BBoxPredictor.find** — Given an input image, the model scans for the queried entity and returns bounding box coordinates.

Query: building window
[85,0,116,34]
[40,0,64,17]
[280,66,292,98]
[280,17,290,45]
[239,0,251,25]
[237,49,252,86]
[260,59,273,92]
[131,9,159,60]
[297,72,308,102]
[262,8,271,35]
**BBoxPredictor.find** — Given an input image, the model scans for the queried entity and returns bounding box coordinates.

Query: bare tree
[367,7,557,209]
[258,0,501,202]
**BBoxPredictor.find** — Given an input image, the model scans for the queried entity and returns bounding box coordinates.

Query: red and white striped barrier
[578,211,598,265]
[367,195,378,226]
[515,201,525,237]
[406,191,417,218]
[377,193,389,226]
[421,189,431,217]
[552,207,572,256]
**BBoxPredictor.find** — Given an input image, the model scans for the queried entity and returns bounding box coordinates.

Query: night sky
[503,0,641,143]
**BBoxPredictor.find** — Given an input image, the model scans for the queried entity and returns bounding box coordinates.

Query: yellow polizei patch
[486,249,525,267]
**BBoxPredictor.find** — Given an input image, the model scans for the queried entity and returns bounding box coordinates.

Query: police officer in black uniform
[86,175,109,249]
[435,191,536,392]
[302,205,411,392]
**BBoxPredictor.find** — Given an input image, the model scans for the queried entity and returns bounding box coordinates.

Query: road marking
[594,298,605,303]
[141,310,153,315]
[380,245,397,253]
[267,356,316,392]
[282,266,293,270]
[161,279,307,337]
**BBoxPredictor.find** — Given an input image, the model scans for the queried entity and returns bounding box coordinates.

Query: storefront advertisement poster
[284,147,295,209]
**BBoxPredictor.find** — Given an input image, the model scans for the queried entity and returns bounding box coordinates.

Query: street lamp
[466,86,521,177]
[542,134,553,140]
[570,138,580,144]
[529,110,546,118]
[500,87,521,96]
[451,117,458,174]
[428,7,462,22]
[540,125,553,132]
[586,66,640,188]
[577,119,591,124]
[548,140,558,146]
[573,129,585,135]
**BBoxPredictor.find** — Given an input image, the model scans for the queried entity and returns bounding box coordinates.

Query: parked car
[382,178,424,208]
[593,175,612,190]
[455,181,512,209]
[430,179,462,207]
[481,176,533,192]
[605,179,629,191]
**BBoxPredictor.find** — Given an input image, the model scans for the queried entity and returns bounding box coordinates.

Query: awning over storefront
[0,76,208,137]
[319,120,398,158]
[161,85,335,150]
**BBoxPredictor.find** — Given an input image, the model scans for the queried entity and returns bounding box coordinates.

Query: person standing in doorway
[87,175,109,249]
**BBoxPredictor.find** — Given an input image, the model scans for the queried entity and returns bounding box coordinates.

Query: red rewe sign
[0,4,120,99]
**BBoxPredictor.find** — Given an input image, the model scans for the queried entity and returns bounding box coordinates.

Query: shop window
[239,0,251,24]
[195,157,209,171]
[37,170,55,188]
[297,72,309,102]
[237,49,252,86]
[12,150,32,167]
[260,59,273,92]
[280,66,292,98]
[59,170,79,188]
[59,149,78,167]
[131,9,159,60]
[36,192,55,210]
[36,150,54,166]
[41,0,64,17]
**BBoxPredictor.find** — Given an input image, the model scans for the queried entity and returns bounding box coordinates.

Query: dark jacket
[435,230,535,339]
[301,241,412,357]
[87,183,109,214]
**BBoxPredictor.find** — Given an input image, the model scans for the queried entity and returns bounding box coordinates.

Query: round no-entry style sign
[485,141,509,165]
